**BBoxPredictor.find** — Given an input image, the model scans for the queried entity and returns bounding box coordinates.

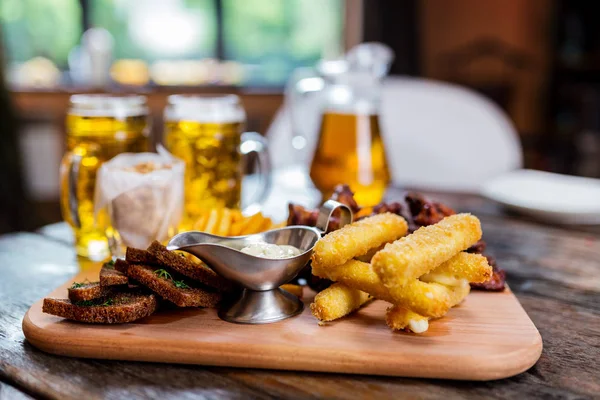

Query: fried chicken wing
[312,213,408,269]
[330,184,361,213]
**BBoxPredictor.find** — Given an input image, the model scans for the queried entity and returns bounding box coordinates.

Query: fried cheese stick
[386,279,471,333]
[313,260,451,317]
[385,306,429,333]
[312,213,408,269]
[373,214,482,290]
[313,253,489,318]
[420,252,492,286]
[312,259,394,303]
[310,283,372,322]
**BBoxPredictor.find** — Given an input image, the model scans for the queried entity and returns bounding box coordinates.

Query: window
[91,0,217,61]
[1,0,344,87]
[222,0,344,85]
[0,0,82,67]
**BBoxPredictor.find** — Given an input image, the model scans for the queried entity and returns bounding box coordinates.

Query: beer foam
[69,95,148,118]
[165,94,246,123]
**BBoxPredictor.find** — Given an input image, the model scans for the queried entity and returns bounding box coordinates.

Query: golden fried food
[385,306,429,333]
[203,208,221,234]
[216,208,232,236]
[313,259,453,318]
[312,213,408,269]
[386,279,471,333]
[280,284,303,298]
[310,283,372,322]
[312,259,393,303]
[420,252,492,286]
[390,280,459,318]
[192,208,278,236]
[373,214,482,290]
[314,253,488,318]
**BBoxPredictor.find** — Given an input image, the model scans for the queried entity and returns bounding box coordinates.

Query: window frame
[80,0,360,61]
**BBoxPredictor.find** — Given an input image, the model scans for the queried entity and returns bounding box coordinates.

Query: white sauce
[240,242,301,259]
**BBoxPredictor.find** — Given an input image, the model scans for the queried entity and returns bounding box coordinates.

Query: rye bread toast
[43,292,158,324]
[127,263,221,308]
[114,258,130,274]
[147,241,233,292]
[99,261,129,287]
[68,282,112,302]
[126,247,159,265]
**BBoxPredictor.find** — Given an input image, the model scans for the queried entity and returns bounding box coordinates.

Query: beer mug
[60,95,150,260]
[164,95,271,226]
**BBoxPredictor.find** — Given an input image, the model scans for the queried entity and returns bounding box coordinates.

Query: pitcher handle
[240,131,272,215]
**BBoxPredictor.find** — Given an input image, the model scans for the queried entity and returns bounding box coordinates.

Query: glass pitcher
[287,43,394,206]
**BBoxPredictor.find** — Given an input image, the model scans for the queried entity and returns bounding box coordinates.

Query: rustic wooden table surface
[1,192,599,400]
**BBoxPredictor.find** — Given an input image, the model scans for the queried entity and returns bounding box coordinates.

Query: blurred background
[1,0,598,234]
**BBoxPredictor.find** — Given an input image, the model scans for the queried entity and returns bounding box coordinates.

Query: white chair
[266,76,523,193]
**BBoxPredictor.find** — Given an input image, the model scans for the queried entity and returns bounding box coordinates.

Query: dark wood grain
[2,192,600,399]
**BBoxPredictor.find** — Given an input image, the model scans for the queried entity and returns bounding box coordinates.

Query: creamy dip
[240,242,301,259]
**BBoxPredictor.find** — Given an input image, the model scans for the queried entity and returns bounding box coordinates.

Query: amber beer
[164,95,271,228]
[60,95,149,260]
[310,111,390,206]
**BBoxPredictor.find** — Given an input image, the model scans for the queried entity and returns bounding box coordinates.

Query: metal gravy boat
[167,200,352,324]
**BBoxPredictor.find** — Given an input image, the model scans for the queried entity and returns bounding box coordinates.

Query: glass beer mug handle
[63,151,83,228]
[240,131,272,215]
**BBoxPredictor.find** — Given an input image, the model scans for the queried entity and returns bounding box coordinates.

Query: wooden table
[1,191,599,399]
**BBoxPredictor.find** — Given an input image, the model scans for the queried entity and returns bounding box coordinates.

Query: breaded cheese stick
[373,214,482,289]
[313,259,457,318]
[312,213,408,269]
[310,283,372,322]
[312,259,394,303]
[391,280,456,318]
[385,306,429,333]
[420,252,492,286]
[386,279,471,333]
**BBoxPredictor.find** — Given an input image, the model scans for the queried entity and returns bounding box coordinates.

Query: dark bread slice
[68,282,112,302]
[147,241,233,292]
[100,262,128,287]
[43,292,157,324]
[126,247,159,265]
[114,259,130,274]
[127,263,221,308]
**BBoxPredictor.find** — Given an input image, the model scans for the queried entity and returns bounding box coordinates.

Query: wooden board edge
[22,297,543,381]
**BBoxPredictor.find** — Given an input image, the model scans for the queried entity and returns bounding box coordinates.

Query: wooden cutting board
[23,267,542,381]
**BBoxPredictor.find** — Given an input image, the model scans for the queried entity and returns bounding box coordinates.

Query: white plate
[481,169,600,225]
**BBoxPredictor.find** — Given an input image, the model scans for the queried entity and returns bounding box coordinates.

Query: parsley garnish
[75,298,114,307]
[154,269,190,289]
[173,280,190,289]
[70,279,92,289]
[154,269,172,280]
